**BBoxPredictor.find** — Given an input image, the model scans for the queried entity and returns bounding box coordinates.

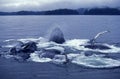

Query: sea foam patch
[29,52,120,68]
[1,37,120,68]
[30,52,52,62]
[69,53,120,68]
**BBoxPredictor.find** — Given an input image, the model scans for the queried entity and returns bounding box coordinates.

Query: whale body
[49,27,65,44]
[84,44,111,50]
[84,31,111,50]
[39,49,61,59]
[9,41,37,60]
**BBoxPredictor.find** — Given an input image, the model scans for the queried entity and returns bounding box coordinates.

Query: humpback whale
[20,41,37,53]
[84,31,111,50]
[89,31,110,45]
[49,27,65,44]
[7,29,112,63]
[39,49,61,59]
[9,41,37,60]
[84,44,111,50]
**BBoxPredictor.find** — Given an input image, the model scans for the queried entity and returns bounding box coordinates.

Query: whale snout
[49,27,65,44]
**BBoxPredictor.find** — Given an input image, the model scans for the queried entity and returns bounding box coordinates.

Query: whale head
[49,27,65,44]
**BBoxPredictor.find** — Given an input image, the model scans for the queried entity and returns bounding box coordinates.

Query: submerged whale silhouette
[9,41,37,60]
[84,31,111,50]
[84,44,111,50]
[39,48,69,64]
[49,27,65,44]
[39,49,61,59]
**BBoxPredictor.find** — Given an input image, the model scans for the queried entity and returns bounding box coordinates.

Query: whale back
[49,27,65,44]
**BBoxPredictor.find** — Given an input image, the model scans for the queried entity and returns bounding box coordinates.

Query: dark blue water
[0,15,120,43]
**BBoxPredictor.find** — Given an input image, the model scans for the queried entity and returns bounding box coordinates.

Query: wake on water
[0,28,120,68]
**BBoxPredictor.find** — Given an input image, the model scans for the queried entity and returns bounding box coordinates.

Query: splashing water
[1,37,120,68]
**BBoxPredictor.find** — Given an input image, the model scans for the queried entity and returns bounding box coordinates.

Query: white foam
[5,38,120,53]
[65,39,88,47]
[82,43,120,53]
[68,53,120,68]
[45,46,64,52]
[2,41,23,48]
[17,38,39,43]
[37,42,53,48]
[29,52,120,68]
[64,39,120,53]
[4,55,14,59]
[2,45,14,48]
[3,37,120,68]
[4,39,15,42]
[102,44,120,53]
[29,52,52,62]
[52,55,67,64]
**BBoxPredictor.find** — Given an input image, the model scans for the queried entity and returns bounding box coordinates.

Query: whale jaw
[49,27,65,44]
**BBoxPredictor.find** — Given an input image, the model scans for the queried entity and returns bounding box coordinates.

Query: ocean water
[0,15,120,68]
[0,15,120,42]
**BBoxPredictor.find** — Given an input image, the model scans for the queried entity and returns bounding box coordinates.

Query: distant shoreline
[0,15,120,16]
[0,8,120,15]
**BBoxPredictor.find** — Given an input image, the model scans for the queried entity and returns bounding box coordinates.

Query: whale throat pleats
[49,27,65,44]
